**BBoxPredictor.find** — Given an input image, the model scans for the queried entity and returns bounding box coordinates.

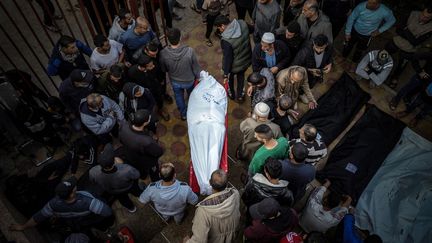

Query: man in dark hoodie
[96,64,126,103]
[47,35,92,80]
[160,28,201,120]
[244,198,298,243]
[59,69,95,114]
[214,15,252,102]
[119,82,158,133]
[139,162,198,224]
[89,143,141,213]
[118,109,163,182]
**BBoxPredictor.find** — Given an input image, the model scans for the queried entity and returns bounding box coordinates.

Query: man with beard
[96,64,126,103]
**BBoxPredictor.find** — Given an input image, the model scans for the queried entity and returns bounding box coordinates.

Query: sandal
[389,79,398,89]
[205,39,213,47]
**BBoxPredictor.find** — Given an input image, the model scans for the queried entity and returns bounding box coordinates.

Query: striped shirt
[291,138,328,165]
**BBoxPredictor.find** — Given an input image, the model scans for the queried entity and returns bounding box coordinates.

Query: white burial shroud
[187,71,228,195]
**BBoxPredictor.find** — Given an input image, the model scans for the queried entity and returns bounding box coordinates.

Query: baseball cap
[261,32,275,44]
[55,176,78,199]
[69,69,93,83]
[250,198,280,220]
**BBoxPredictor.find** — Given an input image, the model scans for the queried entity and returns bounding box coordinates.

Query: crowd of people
[6,0,432,242]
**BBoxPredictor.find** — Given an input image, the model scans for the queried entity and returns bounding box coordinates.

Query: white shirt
[90,39,123,71]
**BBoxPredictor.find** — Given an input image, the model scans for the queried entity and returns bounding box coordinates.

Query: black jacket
[291,43,333,70]
[252,40,291,72]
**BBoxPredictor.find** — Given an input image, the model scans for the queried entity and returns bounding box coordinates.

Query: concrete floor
[1,1,432,242]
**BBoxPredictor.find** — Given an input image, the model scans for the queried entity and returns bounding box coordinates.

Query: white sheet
[355,128,432,243]
[187,71,227,195]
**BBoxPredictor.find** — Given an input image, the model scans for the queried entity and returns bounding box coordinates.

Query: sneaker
[172,12,182,21]
[299,94,309,104]
[237,92,245,103]
[227,89,235,100]
[128,206,137,213]
[205,38,213,47]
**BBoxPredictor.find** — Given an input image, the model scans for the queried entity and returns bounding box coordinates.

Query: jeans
[171,80,194,117]
[161,212,185,224]
[228,70,246,98]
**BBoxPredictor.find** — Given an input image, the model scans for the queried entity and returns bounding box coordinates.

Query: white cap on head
[254,102,270,117]
[261,32,275,44]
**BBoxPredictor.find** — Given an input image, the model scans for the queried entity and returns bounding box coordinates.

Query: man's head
[135,17,150,35]
[86,93,103,112]
[286,21,301,39]
[93,34,111,53]
[145,42,159,58]
[98,143,115,170]
[289,66,306,84]
[254,124,274,144]
[55,176,78,200]
[289,141,308,163]
[109,64,124,82]
[300,123,317,142]
[167,28,181,45]
[247,72,267,90]
[278,95,294,111]
[249,197,280,220]
[253,102,271,120]
[302,0,319,19]
[209,169,228,192]
[58,35,78,55]
[133,86,145,98]
[213,15,230,33]
[420,5,432,23]
[264,157,282,180]
[261,33,275,55]
[118,9,133,25]
[130,109,151,127]
[366,0,381,11]
[290,0,304,7]
[137,55,155,71]
[160,162,176,182]
[313,34,329,54]
[70,69,93,87]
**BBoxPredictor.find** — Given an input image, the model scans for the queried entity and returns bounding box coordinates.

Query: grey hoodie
[108,16,136,42]
[222,19,242,39]
[160,45,202,82]
[139,179,198,216]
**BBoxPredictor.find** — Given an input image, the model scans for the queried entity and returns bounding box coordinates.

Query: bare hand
[246,86,254,97]
[419,71,430,79]
[308,101,318,109]
[114,157,124,164]
[323,63,332,74]
[323,179,331,188]
[183,236,190,243]
[270,66,279,74]
[288,109,299,120]
[371,30,380,37]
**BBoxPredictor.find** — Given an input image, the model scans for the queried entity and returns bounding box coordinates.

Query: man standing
[108,9,135,41]
[139,162,198,224]
[160,28,201,120]
[277,66,317,109]
[96,64,125,103]
[214,15,252,102]
[184,169,240,243]
[292,34,333,88]
[343,0,395,69]
[291,124,327,166]
[252,32,290,75]
[89,144,141,213]
[296,0,333,44]
[252,0,281,43]
[238,102,282,161]
[280,141,315,202]
[90,34,124,75]
[276,21,305,58]
[59,69,95,114]
[119,109,163,181]
[249,124,289,175]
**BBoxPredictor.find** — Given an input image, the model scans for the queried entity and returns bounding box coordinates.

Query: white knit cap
[261,32,275,44]
[254,102,270,117]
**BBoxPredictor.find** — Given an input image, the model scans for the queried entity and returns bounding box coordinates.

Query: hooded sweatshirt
[118,82,155,116]
[139,179,198,216]
[59,70,94,113]
[187,187,241,243]
[221,19,252,74]
[160,45,202,82]
[108,16,136,42]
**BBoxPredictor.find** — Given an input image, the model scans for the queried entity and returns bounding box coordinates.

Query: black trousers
[386,40,414,79]
[342,29,371,63]
[206,14,220,39]
[229,70,246,97]
[235,3,254,20]
[35,0,55,26]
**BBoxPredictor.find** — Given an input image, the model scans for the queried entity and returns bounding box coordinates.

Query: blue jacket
[47,40,92,80]
[32,191,112,223]
[119,28,157,59]
[79,95,124,135]
[343,214,363,243]
[345,2,395,36]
